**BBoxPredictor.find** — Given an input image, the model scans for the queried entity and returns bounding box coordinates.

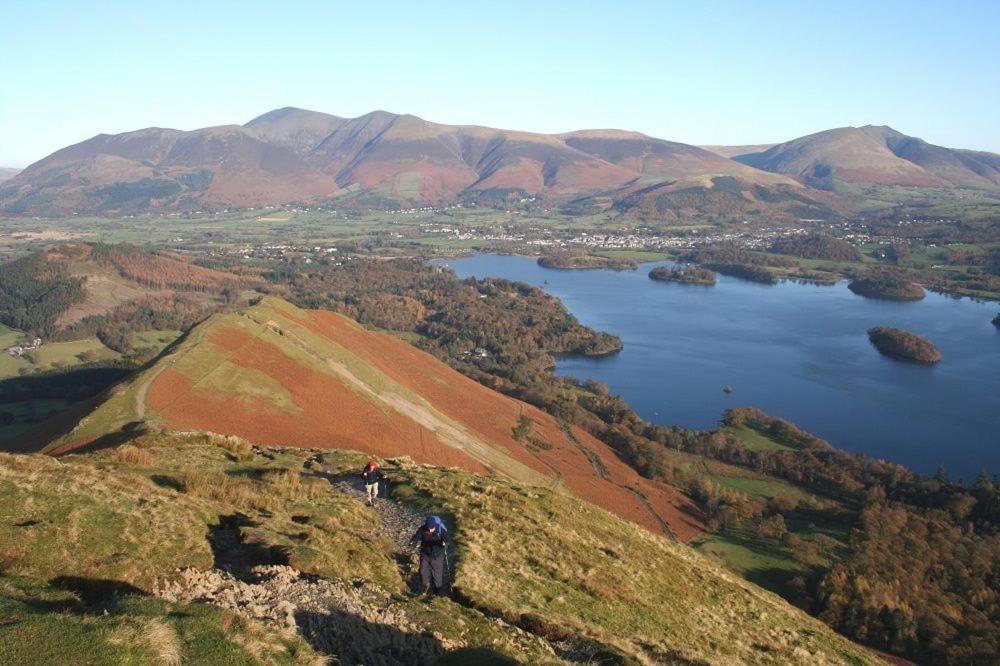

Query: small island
[649,265,716,285]
[848,274,925,301]
[867,326,941,364]
[706,263,777,285]
[538,252,638,271]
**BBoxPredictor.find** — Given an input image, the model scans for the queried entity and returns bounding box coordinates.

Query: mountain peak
[734,125,1000,190]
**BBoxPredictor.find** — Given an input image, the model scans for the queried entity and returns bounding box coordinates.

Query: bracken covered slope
[16,296,704,541]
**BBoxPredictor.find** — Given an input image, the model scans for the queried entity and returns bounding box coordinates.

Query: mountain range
[1,108,997,216]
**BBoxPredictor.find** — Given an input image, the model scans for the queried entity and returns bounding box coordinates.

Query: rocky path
[151,452,601,664]
[156,565,450,665]
[323,472,425,553]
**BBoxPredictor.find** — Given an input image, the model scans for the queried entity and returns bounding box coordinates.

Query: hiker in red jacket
[360,459,384,506]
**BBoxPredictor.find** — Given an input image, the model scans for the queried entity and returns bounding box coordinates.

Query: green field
[707,473,813,503]
[31,338,120,369]
[725,423,800,452]
[595,249,672,262]
[0,323,21,349]
[694,512,849,598]
[0,399,75,442]
[131,329,182,353]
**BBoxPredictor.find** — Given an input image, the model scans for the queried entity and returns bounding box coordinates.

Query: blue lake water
[441,254,1000,480]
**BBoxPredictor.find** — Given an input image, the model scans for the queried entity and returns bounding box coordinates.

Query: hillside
[15,296,705,541]
[1,107,830,215]
[582,175,837,223]
[563,130,794,186]
[0,432,880,664]
[734,125,1000,191]
[0,243,256,337]
[700,143,777,158]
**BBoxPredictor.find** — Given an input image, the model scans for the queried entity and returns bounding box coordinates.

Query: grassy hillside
[0,432,879,664]
[24,295,703,541]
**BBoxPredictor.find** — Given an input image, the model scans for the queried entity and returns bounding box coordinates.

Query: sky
[2,1,998,167]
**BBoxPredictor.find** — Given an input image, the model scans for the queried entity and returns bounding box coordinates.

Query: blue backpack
[425,515,448,536]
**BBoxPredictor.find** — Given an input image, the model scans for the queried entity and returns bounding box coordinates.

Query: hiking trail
[153,447,609,664]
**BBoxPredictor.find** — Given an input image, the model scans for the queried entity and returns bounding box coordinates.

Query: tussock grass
[0,576,318,665]
[1,435,879,664]
[113,444,157,466]
[327,453,880,665]
[209,433,255,462]
[108,617,181,665]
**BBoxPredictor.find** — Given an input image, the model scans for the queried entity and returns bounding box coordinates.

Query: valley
[0,234,996,663]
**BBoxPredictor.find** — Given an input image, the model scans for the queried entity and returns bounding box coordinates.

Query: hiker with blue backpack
[411,516,449,596]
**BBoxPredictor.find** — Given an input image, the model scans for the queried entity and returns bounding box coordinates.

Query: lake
[441,254,1000,480]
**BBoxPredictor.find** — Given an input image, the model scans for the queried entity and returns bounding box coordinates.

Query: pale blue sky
[2,1,998,167]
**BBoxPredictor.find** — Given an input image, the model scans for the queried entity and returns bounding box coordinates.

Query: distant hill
[0,167,20,183]
[0,125,340,214]
[16,296,705,541]
[0,107,822,216]
[733,125,1000,191]
[700,143,777,158]
[0,243,258,336]
[5,112,997,216]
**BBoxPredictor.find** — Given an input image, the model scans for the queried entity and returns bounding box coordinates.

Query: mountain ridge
[733,124,1000,191]
[3,110,997,216]
[14,295,706,542]
[0,108,821,215]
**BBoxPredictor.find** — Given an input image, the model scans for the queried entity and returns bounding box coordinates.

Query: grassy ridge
[0,433,879,664]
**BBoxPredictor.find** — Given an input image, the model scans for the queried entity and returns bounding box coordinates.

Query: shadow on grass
[49,576,146,609]
[294,608,445,664]
[209,513,289,577]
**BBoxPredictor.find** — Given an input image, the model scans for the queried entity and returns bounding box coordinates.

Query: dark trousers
[419,548,447,595]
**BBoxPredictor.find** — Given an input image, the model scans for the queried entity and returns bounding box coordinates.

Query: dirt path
[154,449,616,664]
[311,463,453,589]
[323,472,424,552]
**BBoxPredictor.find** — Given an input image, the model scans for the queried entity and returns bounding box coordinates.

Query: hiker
[411,516,449,596]
[360,459,384,506]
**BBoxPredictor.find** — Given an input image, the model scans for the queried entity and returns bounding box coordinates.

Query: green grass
[725,424,800,452]
[0,576,318,665]
[694,511,849,597]
[0,399,75,442]
[0,435,878,664]
[0,323,22,349]
[31,338,120,369]
[131,329,182,353]
[0,353,31,379]
[707,474,812,503]
[594,249,672,262]
[694,527,809,593]
[337,454,879,665]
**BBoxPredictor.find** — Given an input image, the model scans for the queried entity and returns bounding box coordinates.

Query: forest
[848,273,926,301]
[770,233,862,261]
[648,265,716,285]
[0,253,85,336]
[537,252,638,271]
[867,326,942,364]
